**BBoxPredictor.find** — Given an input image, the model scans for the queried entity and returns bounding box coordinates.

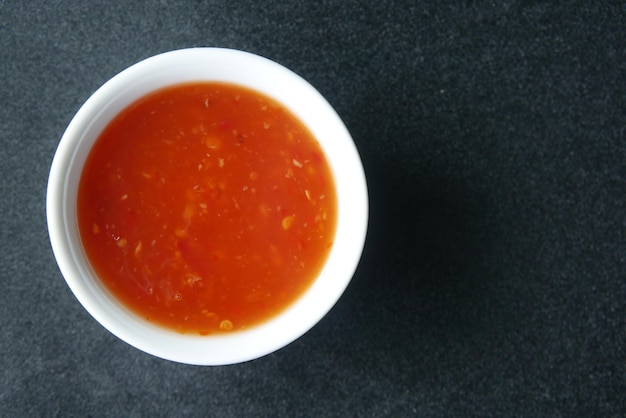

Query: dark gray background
[1,1,624,416]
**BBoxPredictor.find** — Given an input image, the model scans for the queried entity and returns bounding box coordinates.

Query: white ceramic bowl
[46,47,368,365]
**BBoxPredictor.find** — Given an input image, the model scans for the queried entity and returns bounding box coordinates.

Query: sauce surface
[78,82,337,335]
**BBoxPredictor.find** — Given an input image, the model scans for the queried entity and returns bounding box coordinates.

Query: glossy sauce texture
[78,82,337,335]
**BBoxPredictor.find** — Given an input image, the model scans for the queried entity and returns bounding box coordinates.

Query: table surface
[1,1,624,416]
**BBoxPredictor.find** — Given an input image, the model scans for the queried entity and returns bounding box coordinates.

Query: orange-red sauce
[78,82,337,335]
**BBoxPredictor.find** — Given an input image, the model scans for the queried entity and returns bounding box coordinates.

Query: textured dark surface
[1,1,624,416]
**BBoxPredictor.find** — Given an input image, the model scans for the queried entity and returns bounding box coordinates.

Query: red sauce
[78,82,337,335]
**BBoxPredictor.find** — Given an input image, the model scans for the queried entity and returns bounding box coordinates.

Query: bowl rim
[46,47,368,365]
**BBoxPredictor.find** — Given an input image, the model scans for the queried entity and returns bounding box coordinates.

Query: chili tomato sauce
[77,82,337,335]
